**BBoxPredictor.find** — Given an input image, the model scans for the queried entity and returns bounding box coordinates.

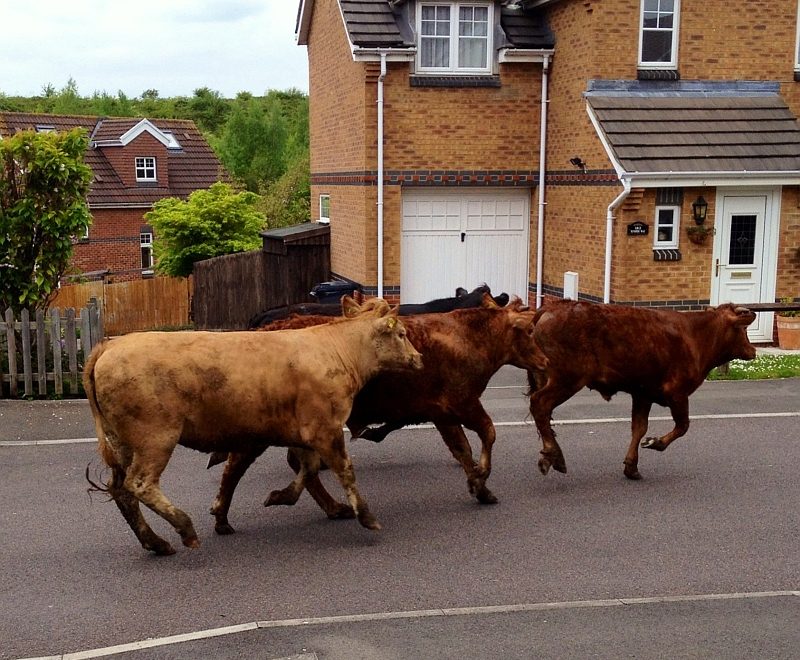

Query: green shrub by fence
[1,306,103,399]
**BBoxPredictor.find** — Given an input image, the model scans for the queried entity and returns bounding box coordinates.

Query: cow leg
[210,447,266,535]
[285,448,356,520]
[315,433,380,531]
[435,422,497,505]
[529,378,580,475]
[264,447,320,507]
[125,444,199,551]
[624,395,653,480]
[108,464,176,556]
[641,397,690,452]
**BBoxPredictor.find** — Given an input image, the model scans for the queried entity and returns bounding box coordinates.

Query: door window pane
[728,214,757,265]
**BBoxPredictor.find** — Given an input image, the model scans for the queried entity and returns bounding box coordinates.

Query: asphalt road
[1,369,798,659]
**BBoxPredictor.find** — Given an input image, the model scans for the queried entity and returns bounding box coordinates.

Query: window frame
[140,231,154,273]
[795,1,800,71]
[319,194,331,224]
[416,2,493,75]
[653,204,681,249]
[638,0,680,69]
[135,156,157,182]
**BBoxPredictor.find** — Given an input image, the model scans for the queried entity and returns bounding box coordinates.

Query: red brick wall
[70,208,149,282]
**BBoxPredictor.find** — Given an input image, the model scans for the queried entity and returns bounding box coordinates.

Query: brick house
[0,113,227,283]
[297,0,800,342]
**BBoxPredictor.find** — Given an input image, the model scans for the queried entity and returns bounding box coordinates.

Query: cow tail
[82,340,118,477]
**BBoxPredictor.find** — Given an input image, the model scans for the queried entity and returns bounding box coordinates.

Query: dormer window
[639,0,680,69]
[135,157,156,182]
[417,2,492,74]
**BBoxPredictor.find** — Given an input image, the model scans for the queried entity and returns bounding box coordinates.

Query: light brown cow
[83,298,422,555]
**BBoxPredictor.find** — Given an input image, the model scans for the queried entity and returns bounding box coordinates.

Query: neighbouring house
[297,0,800,343]
[0,112,227,283]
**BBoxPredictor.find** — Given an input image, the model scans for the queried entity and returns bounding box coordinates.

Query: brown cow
[83,298,422,555]
[209,295,548,534]
[527,300,757,480]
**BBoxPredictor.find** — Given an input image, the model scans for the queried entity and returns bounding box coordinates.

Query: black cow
[247,284,509,328]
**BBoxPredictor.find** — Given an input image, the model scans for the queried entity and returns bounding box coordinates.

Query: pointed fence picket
[0,305,103,399]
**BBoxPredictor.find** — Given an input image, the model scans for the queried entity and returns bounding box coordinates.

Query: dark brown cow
[209,295,548,534]
[527,300,757,480]
[83,298,422,555]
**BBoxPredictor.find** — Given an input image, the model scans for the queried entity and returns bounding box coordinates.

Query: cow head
[342,296,423,371]
[713,304,758,362]
[373,312,424,372]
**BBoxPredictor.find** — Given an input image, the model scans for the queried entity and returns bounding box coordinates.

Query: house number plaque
[627,221,649,236]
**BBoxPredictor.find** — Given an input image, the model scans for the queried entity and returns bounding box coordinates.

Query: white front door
[711,188,780,341]
[401,189,530,304]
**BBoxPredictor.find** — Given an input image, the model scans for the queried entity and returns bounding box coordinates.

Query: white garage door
[401,188,530,304]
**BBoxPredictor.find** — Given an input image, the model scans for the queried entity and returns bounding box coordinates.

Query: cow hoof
[326,504,356,520]
[476,488,498,505]
[641,437,666,451]
[357,511,381,530]
[215,522,236,535]
[182,536,201,549]
[538,457,552,475]
[264,488,297,507]
[624,466,642,480]
[147,540,176,556]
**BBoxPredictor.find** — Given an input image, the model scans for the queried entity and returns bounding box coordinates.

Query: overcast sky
[0,0,309,99]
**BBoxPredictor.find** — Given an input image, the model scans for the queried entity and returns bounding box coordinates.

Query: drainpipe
[603,179,631,304]
[377,52,387,299]
[535,54,550,308]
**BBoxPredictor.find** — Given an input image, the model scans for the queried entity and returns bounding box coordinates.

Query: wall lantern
[691,195,708,225]
[569,156,587,172]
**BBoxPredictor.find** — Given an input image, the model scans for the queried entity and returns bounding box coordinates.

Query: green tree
[258,149,310,229]
[218,95,288,191]
[146,182,265,277]
[189,87,230,134]
[0,129,93,310]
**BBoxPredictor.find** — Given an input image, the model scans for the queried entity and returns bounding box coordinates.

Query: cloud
[0,0,307,98]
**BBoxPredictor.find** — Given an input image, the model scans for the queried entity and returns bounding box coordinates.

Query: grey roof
[339,0,554,50]
[340,1,411,48]
[587,90,800,175]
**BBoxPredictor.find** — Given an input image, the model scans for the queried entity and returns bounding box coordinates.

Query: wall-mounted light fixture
[569,156,587,172]
[691,195,708,225]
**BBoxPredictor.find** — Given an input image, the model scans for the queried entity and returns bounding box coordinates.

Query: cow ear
[341,295,361,318]
[455,287,468,298]
[481,292,499,308]
[733,306,756,326]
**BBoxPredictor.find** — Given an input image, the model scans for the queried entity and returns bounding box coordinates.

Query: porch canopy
[585,80,800,188]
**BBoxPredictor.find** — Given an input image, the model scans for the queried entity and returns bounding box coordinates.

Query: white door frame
[711,186,780,342]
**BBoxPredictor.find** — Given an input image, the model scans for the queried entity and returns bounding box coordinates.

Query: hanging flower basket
[686,225,711,245]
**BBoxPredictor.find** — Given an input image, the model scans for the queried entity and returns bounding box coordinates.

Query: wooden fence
[49,277,192,335]
[193,224,330,329]
[1,305,103,399]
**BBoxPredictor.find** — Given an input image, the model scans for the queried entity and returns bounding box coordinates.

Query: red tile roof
[0,112,228,207]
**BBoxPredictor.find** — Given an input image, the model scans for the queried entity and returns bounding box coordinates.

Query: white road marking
[22,590,800,659]
[2,411,799,447]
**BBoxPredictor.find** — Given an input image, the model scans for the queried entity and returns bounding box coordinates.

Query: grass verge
[708,353,800,380]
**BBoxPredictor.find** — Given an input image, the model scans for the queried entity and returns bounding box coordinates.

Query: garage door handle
[461,232,466,243]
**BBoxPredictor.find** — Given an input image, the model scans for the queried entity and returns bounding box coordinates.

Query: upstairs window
[135,157,156,181]
[639,0,680,68]
[417,2,492,74]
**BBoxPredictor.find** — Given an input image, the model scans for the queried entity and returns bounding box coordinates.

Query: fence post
[65,308,79,394]
[50,307,63,396]
[36,308,47,396]
[20,309,33,397]
[5,308,18,398]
